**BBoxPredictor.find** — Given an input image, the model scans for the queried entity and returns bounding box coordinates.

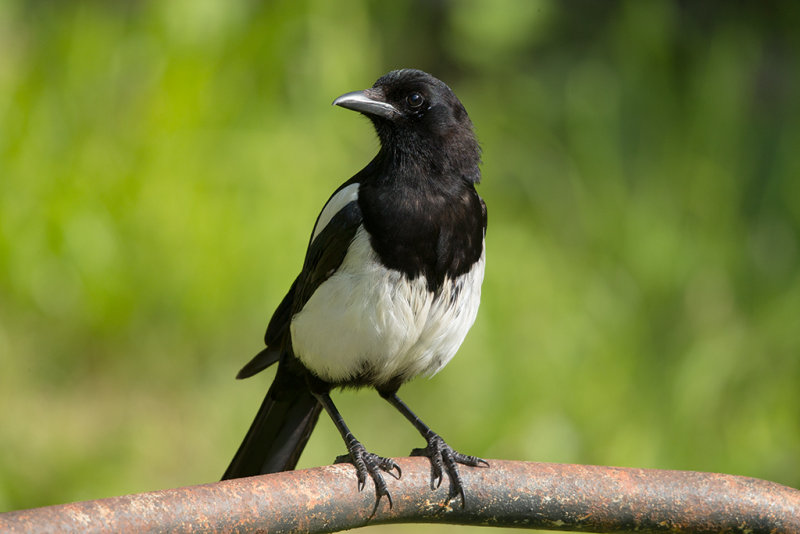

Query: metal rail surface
[1,458,798,533]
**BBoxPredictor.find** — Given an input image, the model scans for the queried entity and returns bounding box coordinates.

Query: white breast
[290,226,484,386]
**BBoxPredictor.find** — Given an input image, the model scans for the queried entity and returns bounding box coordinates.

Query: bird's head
[333,69,481,183]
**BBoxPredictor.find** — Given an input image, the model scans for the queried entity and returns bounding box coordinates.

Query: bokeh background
[1,1,799,531]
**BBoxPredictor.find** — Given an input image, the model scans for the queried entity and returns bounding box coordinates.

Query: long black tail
[222,363,322,479]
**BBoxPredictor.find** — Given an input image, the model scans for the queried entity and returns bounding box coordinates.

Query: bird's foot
[410,431,488,506]
[334,439,401,513]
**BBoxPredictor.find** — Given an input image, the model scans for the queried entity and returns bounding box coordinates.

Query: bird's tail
[222,363,322,480]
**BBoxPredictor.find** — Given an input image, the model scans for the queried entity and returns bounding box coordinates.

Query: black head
[333,69,481,183]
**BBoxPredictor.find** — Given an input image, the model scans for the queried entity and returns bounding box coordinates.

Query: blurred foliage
[1,1,799,531]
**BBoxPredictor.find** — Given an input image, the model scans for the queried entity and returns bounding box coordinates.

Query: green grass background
[1,1,799,531]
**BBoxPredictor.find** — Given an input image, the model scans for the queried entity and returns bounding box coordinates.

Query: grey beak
[332,89,398,119]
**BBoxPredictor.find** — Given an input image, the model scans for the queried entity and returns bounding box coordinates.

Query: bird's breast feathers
[290,184,484,386]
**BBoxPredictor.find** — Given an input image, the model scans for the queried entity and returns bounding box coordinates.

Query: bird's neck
[374,130,481,187]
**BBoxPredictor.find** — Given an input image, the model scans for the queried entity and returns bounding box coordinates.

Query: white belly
[290,226,484,386]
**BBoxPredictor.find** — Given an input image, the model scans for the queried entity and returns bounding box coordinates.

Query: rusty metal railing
[1,458,798,533]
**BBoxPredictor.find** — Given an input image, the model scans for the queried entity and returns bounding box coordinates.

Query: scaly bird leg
[379,390,488,506]
[312,391,401,513]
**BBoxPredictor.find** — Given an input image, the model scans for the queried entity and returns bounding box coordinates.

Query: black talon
[381,391,488,507]
[413,431,486,506]
[381,459,402,480]
[313,391,399,511]
[340,437,399,511]
[411,446,443,489]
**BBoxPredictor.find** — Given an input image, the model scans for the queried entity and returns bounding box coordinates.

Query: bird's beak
[332,89,397,119]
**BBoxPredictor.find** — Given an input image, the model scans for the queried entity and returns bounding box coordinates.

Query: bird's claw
[411,432,488,507]
[336,441,400,512]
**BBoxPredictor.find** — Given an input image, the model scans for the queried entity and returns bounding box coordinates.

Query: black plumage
[223,69,487,508]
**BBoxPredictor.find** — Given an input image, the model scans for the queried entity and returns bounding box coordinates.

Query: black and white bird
[222,69,487,507]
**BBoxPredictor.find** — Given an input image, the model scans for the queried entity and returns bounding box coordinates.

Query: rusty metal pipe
[1,459,798,533]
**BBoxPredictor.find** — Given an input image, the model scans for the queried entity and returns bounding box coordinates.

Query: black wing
[291,199,362,315]
[236,198,363,378]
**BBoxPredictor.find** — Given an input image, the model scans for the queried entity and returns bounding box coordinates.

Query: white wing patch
[311,183,360,244]
[290,227,485,386]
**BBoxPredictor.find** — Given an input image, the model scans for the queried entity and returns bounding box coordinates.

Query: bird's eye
[406,92,424,109]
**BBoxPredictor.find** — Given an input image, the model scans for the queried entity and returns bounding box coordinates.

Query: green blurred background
[1,0,799,531]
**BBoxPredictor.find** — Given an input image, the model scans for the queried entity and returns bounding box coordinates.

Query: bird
[222,68,487,508]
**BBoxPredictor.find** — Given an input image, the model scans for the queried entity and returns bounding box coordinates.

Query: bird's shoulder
[294,181,365,310]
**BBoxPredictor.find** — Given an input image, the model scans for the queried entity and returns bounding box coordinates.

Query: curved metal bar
[1,459,798,533]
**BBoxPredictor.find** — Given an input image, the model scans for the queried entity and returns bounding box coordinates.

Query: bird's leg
[379,390,488,506]
[310,389,401,512]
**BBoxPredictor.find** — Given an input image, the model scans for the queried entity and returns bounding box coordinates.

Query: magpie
[222,69,487,508]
